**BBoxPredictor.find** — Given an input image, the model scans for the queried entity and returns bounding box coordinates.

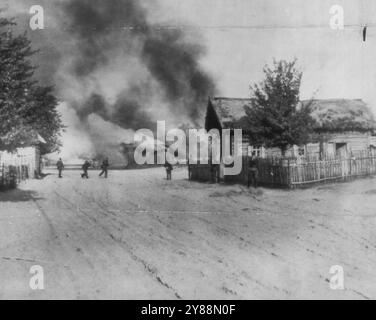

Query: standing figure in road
[81,160,90,179]
[56,158,64,178]
[99,157,109,178]
[247,152,259,188]
[164,161,173,180]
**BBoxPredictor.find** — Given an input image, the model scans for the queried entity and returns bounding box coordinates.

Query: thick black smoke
[63,0,147,78]
[61,0,215,131]
[76,92,155,130]
[142,28,215,120]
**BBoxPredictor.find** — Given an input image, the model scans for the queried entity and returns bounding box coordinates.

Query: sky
[147,0,375,105]
[3,0,376,102]
[3,0,375,102]
[2,0,376,159]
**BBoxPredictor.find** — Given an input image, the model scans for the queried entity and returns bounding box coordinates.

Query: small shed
[0,131,46,179]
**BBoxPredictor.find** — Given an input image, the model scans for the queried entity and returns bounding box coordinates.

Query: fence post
[348,156,351,180]
[1,164,4,188]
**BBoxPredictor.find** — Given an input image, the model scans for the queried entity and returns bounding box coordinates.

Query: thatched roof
[208,97,253,129]
[208,97,376,132]
[301,99,376,132]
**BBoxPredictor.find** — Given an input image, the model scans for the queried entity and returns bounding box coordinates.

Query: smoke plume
[52,0,215,162]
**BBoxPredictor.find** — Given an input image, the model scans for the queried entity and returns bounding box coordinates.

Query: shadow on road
[0,189,43,202]
[39,173,53,179]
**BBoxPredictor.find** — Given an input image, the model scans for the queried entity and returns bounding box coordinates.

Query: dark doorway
[335,143,348,157]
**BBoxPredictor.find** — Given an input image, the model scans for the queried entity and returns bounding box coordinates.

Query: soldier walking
[81,160,90,179]
[99,157,109,178]
[56,158,64,178]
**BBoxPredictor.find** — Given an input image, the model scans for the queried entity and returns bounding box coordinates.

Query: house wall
[243,132,373,159]
[370,136,376,147]
[239,135,250,156]
[319,132,372,156]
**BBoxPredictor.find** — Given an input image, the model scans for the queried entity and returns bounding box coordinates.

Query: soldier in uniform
[56,158,64,178]
[81,160,90,179]
[164,161,173,180]
[99,157,109,178]
[247,152,259,188]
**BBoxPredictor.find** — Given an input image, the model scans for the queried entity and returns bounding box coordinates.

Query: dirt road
[1,167,376,299]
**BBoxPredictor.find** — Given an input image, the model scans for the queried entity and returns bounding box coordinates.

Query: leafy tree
[0,15,62,153]
[240,59,316,155]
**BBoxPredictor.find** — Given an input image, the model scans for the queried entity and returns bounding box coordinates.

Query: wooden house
[302,99,376,158]
[186,97,376,186]
[205,97,376,159]
[205,97,253,156]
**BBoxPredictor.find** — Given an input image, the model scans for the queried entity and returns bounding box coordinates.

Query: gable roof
[208,97,376,132]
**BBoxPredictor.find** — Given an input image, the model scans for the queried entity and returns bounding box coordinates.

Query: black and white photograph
[1,0,376,304]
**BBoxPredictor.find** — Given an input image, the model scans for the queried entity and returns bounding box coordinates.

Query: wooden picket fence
[286,156,376,187]
[250,154,376,187]
[189,152,376,188]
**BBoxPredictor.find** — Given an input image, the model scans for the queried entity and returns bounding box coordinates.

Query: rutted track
[1,167,376,299]
[52,188,182,299]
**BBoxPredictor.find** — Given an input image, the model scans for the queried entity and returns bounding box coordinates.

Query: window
[248,146,265,158]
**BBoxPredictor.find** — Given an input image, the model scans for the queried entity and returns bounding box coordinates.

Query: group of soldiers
[56,158,110,179]
[56,157,174,181]
[56,155,259,186]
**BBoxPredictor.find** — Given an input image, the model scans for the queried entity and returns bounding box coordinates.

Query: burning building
[46,0,215,163]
